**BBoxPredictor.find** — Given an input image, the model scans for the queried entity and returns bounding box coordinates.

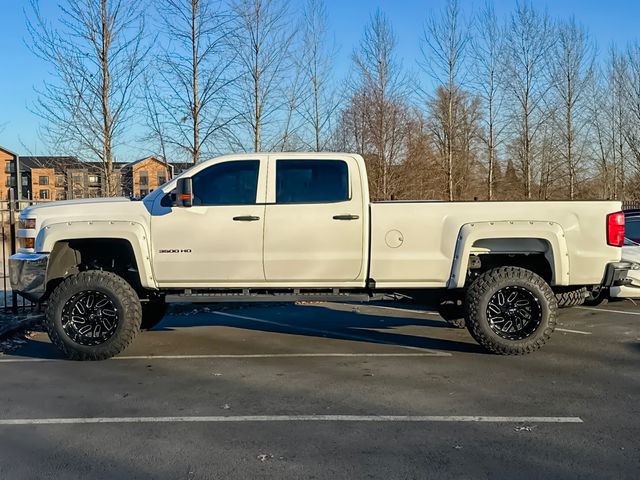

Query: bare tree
[623,41,640,188]
[298,0,340,151]
[153,0,236,164]
[504,2,552,199]
[471,1,505,200]
[27,0,148,196]
[141,73,169,165]
[587,67,614,199]
[420,0,469,201]
[351,9,410,200]
[229,0,295,152]
[550,17,594,198]
[609,47,629,199]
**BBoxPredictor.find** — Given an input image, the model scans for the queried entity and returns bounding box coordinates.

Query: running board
[164,290,404,304]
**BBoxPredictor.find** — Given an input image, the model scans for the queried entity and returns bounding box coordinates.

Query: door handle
[233,215,261,222]
[333,214,360,221]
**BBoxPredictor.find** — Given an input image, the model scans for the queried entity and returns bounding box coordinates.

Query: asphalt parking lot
[0,301,638,479]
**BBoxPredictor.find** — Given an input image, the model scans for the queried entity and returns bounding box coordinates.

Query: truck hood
[21,197,152,227]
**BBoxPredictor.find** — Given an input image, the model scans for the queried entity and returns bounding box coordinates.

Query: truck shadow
[4,303,486,359]
[152,303,485,354]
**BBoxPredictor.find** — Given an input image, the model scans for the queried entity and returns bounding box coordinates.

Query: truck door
[263,156,366,284]
[150,158,267,285]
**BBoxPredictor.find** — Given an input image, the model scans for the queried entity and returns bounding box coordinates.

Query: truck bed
[369,201,621,288]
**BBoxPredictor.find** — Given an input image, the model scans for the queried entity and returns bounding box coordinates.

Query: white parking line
[0,415,583,426]
[0,352,448,363]
[578,306,640,316]
[213,311,452,355]
[556,328,592,335]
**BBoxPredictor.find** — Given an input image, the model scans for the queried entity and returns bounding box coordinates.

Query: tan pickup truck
[9,153,630,360]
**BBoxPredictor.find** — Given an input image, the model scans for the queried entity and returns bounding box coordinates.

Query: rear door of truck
[262,155,367,284]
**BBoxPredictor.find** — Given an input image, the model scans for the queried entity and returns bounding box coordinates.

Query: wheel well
[45,239,141,298]
[470,253,553,284]
[467,237,555,285]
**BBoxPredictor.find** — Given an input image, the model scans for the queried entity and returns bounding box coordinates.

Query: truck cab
[148,153,369,288]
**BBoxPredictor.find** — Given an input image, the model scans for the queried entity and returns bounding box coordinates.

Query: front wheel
[45,271,142,360]
[464,267,557,355]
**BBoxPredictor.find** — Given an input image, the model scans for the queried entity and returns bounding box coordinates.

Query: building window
[157,172,167,185]
[5,177,16,187]
[139,188,149,197]
[39,176,49,185]
[139,171,149,185]
[55,175,65,187]
[88,175,99,184]
[21,176,29,186]
[56,191,66,201]
[5,162,15,173]
[39,190,50,200]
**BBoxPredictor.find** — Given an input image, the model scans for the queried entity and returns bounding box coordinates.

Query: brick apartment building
[0,146,19,201]
[0,148,192,202]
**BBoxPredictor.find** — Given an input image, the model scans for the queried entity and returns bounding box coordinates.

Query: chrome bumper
[9,253,49,302]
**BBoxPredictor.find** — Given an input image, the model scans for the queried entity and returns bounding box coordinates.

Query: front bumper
[9,253,49,302]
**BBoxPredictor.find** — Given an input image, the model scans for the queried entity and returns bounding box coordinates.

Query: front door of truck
[150,158,267,286]
[263,156,366,284]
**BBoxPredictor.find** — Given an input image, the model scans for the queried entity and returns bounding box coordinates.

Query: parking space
[0,302,638,479]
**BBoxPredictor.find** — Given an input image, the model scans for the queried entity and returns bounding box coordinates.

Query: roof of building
[19,156,87,173]
[17,155,191,175]
[0,145,18,157]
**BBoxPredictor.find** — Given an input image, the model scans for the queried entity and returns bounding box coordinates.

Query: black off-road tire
[45,271,142,361]
[464,266,557,355]
[141,301,168,330]
[554,287,587,308]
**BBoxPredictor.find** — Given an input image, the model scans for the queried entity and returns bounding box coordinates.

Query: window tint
[192,160,260,206]
[276,160,348,204]
[625,217,640,244]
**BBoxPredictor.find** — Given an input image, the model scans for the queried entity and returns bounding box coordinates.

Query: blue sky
[1,0,640,158]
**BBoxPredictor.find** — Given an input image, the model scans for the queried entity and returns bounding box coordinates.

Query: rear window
[276,160,349,204]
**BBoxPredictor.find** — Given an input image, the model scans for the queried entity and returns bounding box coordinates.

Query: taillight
[607,211,625,247]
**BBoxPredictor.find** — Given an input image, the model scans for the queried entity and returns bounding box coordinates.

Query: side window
[276,160,349,204]
[192,160,260,206]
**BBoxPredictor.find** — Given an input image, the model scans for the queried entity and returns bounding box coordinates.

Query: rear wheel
[464,267,557,355]
[45,271,142,360]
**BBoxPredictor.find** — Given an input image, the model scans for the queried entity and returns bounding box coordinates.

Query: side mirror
[174,177,193,207]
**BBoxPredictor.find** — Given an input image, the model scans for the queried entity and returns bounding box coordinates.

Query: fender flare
[37,220,157,289]
[448,220,570,288]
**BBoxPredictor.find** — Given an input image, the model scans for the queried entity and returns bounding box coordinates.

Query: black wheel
[45,271,142,360]
[584,287,608,306]
[141,301,168,330]
[554,287,587,308]
[464,266,557,355]
[438,300,466,328]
